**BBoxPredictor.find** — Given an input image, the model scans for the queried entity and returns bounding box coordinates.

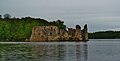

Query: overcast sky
[0,0,120,32]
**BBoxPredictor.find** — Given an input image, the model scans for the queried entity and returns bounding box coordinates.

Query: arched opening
[44,33,46,35]
[34,33,35,35]
[50,33,52,36]
[51,27,53,29]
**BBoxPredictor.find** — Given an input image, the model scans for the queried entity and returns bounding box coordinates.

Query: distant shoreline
[89,31,120,39]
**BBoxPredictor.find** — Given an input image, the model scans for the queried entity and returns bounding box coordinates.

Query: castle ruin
[30,24,88,42]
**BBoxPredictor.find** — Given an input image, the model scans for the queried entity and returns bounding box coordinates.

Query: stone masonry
[29,24,88,42]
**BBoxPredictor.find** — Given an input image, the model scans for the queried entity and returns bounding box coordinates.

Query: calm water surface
[0,39,120,61]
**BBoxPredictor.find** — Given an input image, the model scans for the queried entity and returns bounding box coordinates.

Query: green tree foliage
[49,20,66,29]
[89,31,120,39]
[0,16,66,42]
[3,14,11,19]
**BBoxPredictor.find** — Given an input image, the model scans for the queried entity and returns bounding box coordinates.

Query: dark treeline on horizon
[89,31,120,39]
[0,14,66,42]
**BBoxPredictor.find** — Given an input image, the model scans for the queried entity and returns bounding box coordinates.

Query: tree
[55,20,66,29]
[3,14,11,19]
[0,15,1,18]
[56,20,64,24]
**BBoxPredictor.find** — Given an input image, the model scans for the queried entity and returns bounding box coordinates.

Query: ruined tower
[82,24,88,41]
[75,25,82,40]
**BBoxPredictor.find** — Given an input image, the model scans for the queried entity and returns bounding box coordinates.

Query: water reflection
[32,42,88,61]
[0,42,88,61]
[32,45,66,61]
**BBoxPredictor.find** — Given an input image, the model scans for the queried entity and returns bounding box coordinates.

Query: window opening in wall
[50,33,52,36]
[34,33,35,35]
[38,33,40,35]
[51,27,52,29]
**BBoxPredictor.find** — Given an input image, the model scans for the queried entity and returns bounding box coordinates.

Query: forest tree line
[89,31,120,39]
[0,14,66,42]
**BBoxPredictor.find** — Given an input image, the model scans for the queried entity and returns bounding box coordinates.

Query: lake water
[0,39,120,61]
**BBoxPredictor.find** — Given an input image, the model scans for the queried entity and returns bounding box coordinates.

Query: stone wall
[29,24,88,42]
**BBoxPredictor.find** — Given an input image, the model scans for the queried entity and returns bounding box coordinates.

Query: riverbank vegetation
[89,31,120,39]
[0,14,66,42]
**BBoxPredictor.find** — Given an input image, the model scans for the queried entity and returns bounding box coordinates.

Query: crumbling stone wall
[82,24,88,42]
[30,24,88,42]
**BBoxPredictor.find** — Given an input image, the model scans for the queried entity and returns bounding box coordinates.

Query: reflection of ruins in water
[31,43,88,61]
